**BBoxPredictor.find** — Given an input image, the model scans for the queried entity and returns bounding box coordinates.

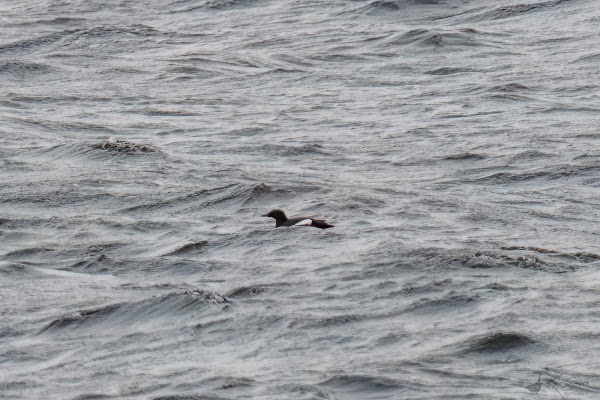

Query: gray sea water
[1,0,600,399]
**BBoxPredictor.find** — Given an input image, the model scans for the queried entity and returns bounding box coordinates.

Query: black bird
[263,209,334,229]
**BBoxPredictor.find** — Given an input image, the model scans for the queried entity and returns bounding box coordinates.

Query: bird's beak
[262,213,269,217]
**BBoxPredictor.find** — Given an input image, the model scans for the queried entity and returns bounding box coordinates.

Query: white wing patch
[294,219,313,226]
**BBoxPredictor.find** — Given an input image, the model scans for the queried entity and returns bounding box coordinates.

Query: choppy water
[1,0,600,399]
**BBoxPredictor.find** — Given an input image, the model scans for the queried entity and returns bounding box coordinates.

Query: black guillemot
[263,209,334,229]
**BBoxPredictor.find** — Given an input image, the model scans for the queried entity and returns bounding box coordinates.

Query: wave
[0,61,57,78]
[0,24,170,58]
[0,262,31,276]
[38,290,228,335]
[168,0,258,13]
[261,143,329,156]
[290,314,364,329]
[372,27,498,50]
[0,29,79,55]
[276,383,331,399]
[153,396,231,400]
[204,0,258,10]
[380,28,445,47]
[163,240,207,256]
[95,137,161,155]
[226,285,265,297]
[119,183,239,213]
[456,248,597,273]
[119,181,313,214]
[425,66,475,75]
[501,246,600,263]
[475,0,570,21]
[403,293,477,313]
[472,159,600,183]
[363,0,444,14]
[462,331,536,353]
[3,246,53,259]
[319,374,410,396]
[65,254,115,274]
[365,1,403,13]
[443,152,486,161]
[373,246,593,275]
[490,82,530,92]
[390,278,452,296]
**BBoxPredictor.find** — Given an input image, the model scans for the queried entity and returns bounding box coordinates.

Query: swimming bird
[263,209,334,229]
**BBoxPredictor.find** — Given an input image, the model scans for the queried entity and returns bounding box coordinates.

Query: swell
[0,29,80,55]
[350,245,596,277]
[467,160,600,184]
[318,374,416,397]
[443,248,598,273]
[163,240,207,256]
[119,182,314,214]
[0,24,170,57]
[460,331,536,353]
[0,61,57,78]
[366,27,504,51]
[472,0,570,22]
[11,139,161,161]
[169,0,259,13]
[38,290,229,335]
[93,137,162,155]
[361,0,447,15]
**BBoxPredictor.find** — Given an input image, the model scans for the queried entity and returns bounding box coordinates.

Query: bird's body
[263,209,334,229]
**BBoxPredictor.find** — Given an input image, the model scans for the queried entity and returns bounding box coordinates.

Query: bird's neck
[275,217,287,227]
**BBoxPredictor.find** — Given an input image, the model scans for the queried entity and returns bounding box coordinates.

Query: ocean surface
[1,0,600,399]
